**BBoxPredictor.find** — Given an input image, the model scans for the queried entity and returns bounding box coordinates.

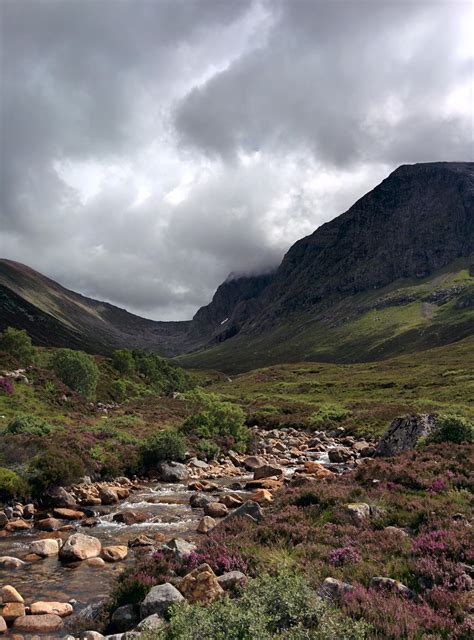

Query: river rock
[30,601,73,617]
[23,503,35,519]
[376,414,437,456]
[140,583,184,619]
[0,556,25,569]
[157,462,189,483]
[37,517,63,531]
[242,456,264,471]
[113,510,147,526]
[250,489,273,503]
[81,632,105,640]
[5,519,32,531]
[219,494,242,508]
[197,516,216,533]
[0,513,7,527]
[59,533,102,562]
[29,538,60,557]
[203,502,228,518]
[162,538,196,559]
[217,571,247,590]
[303,461,334,479]
[222,501,263,524]
[328,447,353,463]
[188,457,208,469]
[0,616,6,633]
[1,602,25,621]
[102,546,128,562]
[189,493,214,508]
[0,585,24,603]
[135,614,164,632]
[99,487,119,505]
[12,614,63,632]
[178,563,224,604]
[111,604,138,632]
[43,486,77,508]
[53,507,84,520]
[253,464,283,480]
[85,557,106,568]
[128,535,155,548]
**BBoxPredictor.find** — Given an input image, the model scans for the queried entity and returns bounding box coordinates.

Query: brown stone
[250,489,273,503]
[197,516,216,533]
[37,517,62,531]
[53,508,84,520]
[12,614,63,632]
[30,601,73,617]
[1,586,24,603]
[178,564,224,604]
[113,510,148,525]
[245,478,283,491]
[5,520,32,532]
[253,464,283,480]
[203,502,228,518]
[1,602,25,621]
[303,461,334,479]
[219,494,242,508]
[0,615,6,633]
[101,545,128,562]
[84,557,106,568]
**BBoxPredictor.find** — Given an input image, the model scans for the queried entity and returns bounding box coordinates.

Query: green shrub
[111,378,128,402]
[51,348,99,400]
[182,389,250,453]
[133,350,196,394]
[196,439,220,460]
[6,414,52,436]
[310,403,351,430]
[427,414,473,444]
[112,349,135,376]
[156,571,368,639]
[142,429,187,468]
[0,327,35,365]
[30,448,86,491]
[0,467,29,500]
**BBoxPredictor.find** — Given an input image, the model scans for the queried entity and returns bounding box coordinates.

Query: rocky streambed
[0,426,376,638]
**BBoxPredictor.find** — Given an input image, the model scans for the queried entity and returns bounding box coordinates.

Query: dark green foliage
[30,447,86,491]
[182,389,250,453]
[142,428,187,467]
[112,349,135,376]
[6,413,52,436]
[196,439,220,460]
[310,403,351,430]
[0,467,29,500]
[51,348,99,400]
[133,350,196,394]
[0,327,35,365]
[428,414,473,444]
[111,378,128,402]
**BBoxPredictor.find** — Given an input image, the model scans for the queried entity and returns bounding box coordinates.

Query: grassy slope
[179,260,474,373]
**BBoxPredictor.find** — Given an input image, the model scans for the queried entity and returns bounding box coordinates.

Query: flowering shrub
[328,546,361,567]
[0,377,13,395]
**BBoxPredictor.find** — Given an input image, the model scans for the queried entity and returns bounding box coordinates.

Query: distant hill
[1,162,473,369]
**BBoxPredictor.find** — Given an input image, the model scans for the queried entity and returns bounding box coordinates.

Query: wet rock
[135,614,164,632]
[5,519,32,532]
[13,614,63,632]
[253,464,283,480]
[53,508,84,520]
[30,601,73,617]
[219,494,242,508]
[370,577,416,599]
[197,516,216,533]
[376,414,437,456]
[23,503,35,519]
[242,456,264,471]
[203,502,228,518]
[178,564,224,604]
[85,557,106,568]
[162,538,196,559]
[127,535,155,548]
[0,513,7,528]
[1,602,26,621]
[0,616,6,634]
[99,487,119,505]
[72,600,107,629]
[113,510,148,526]
[189,493,214,509]
[43,486,77,508]
[37,517,63,531]
[217,571,247,590]
[29,538,60,557]
[0,556,25,569]
[222,500,263,524]
[102,546,128,562]
[321,577,354,601]
[328,447,353,463]
[59,533,102,562]
[140,583,184,619]
[0,586,24,603]
[157,462,189,483]
[111,604,138,632]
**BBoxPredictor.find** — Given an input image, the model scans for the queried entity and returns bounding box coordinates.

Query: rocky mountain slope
[1,162,473,368]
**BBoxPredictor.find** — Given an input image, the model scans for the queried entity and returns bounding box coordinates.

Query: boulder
[12,614,63,632]
[178,564,224,604]
[242,456,264,471]
[113,510,148,526]
[0,513,7,528]
[30,601,73,617]
[162,538,196,559]
[59,533,102,562]
[253,464,283,480]
[342,503,371,524]
[43,486,77,508]
[135,614,164,632]
[250,489,273,503]
[189,493,214,509]
[111,604,138,632]
[1,602,26,621]
[102,546,128,562]
[217,571,247,590]
[23,503,35,519]
[197,516,216,533]
[140,583,184,619]
[99,487,119,505]
[376,414,437,456]
[219,494,242,508]
[203,502,228,518]
[188,457,208,469]
[5,519,32,531]
[328,447,353,463]
[37,517,63,531]
[321,577,354,601]
[0,585,24,603]
[0,616,6,634]
[128,535,155,548]
[0,556,25,569]
[222,500,263,524]
[29,538,60,557]
[157,462,189,483]
[85,557,106,568]
[53,507,85,520]
[370,577,416,599]
[303,461,334,479]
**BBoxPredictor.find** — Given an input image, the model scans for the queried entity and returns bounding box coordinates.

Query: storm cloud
[0,0,472,319]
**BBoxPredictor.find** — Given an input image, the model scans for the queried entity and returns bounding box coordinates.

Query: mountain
[1,162,473,370]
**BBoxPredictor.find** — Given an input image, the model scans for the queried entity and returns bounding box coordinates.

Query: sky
[0,0,472,320]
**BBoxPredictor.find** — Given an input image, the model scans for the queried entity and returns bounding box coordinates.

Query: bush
[111,378,128,402]
[30,448,86,491]
[0,327,35,365]
[427,414,473,445]
[51,348,99,400]
[0,377,14,395]
[6,414,52,436]
[157,571,368,639]
[133,350,196,394]
[112,349,135,376]
[310,403,351,430]
[0,467,29,500]
[196,439,220,460]
[182,389,250,453]
[142,429,187,468]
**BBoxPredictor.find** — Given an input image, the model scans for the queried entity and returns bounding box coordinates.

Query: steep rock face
[254,162,474,322]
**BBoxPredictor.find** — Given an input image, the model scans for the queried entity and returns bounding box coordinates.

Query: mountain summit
[1,162,473,370]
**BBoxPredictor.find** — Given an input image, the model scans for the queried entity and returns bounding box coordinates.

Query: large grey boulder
[162,537,196,560]
[59,533,101,562]
[222,500,263,524]
[157,462,189,483]
[42,486,77,508]
[376,414,437,456]
[111,604,139,632]
[140,583,184,619]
